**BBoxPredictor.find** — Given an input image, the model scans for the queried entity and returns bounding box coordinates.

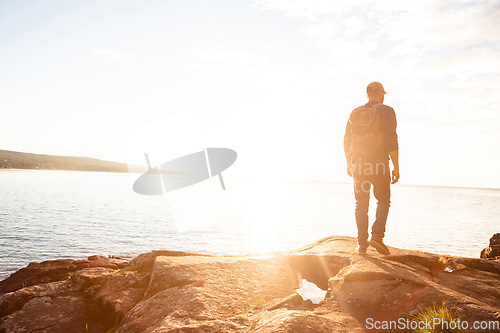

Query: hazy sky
[1,0,499,188]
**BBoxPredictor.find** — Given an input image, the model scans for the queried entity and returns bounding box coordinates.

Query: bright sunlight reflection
[245,176,287,254]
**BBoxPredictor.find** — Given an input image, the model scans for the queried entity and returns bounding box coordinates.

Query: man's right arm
[344,119,353,177]
[384,107,399,183]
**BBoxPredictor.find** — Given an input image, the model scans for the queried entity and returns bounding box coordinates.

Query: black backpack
[348,103,383,160]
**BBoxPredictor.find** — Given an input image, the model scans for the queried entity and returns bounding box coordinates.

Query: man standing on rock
[343,82,399,255]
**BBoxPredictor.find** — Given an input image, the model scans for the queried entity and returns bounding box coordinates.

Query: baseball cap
[367,81,387,94]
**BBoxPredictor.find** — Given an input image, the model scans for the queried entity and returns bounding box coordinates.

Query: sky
[1,0,499,188]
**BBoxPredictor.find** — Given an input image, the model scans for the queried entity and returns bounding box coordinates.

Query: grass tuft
[411,301,465,333]
[253,297,267,306]
[438,256,451,266]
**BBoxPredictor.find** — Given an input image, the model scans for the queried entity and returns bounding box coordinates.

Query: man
[343,82,399,255]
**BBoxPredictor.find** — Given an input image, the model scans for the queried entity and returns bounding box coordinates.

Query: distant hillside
[0,149,145,173]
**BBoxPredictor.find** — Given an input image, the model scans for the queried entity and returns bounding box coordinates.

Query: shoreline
[0,241,486,283]
[0,167,146,174]
[1,236,498,332]
[0,149,146,174]
[0,229,490,282]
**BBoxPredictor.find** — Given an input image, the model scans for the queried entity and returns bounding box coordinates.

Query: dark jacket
[344,100,398,163]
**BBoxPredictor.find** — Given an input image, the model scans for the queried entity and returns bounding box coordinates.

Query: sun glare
[245,176,287,254]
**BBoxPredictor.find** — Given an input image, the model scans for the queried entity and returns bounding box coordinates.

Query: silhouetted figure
[344,82,399,255]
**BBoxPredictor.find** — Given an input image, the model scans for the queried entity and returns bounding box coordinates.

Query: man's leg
[354,176,371,248]
[371,172,391,241]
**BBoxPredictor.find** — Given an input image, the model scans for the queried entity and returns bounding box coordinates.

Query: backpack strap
[369,102,382,124]
[348,102,382,125]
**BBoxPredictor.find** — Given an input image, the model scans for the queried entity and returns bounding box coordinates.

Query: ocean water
[0,170,498,280]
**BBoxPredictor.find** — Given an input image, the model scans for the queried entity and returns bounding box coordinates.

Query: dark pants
[352,161,391,247]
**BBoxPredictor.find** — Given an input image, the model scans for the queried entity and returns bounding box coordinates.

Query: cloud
[381,1,500,53]
[251,0,500,187]
[91,48,134,62]
[252,0,500,61]
[183,44,325,96]
[252,0,500,110]
[193,45,270,66]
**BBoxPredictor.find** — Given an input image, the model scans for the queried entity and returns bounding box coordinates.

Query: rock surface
[0,257,126,294]
[481,233,500,259]
[1,236,499,332]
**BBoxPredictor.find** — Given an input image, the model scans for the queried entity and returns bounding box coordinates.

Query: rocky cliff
[0,236,499,332]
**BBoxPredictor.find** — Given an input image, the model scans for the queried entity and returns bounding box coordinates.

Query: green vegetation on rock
[0,149,143,173]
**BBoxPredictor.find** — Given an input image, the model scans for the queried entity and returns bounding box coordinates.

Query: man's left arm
[389,149,399,184]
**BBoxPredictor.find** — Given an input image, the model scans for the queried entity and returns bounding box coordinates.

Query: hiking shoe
[355,245,368,255]
[369,238,390,255]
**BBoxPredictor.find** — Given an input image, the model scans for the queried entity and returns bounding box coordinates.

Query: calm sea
[1,170,498,280]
